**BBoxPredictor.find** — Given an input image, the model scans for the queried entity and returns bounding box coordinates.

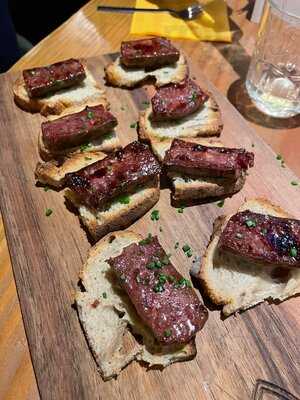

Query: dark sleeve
[0,0,20,72]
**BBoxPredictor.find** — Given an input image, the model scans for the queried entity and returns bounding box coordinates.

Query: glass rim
[268,0,300,20]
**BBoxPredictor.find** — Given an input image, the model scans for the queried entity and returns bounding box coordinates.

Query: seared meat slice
[108,236,208,345]
[120,37,180,68]
[42,105,117,151]
[218,210,300,269]
[163,139,254,179]
[151,79,208,122]
[23,58,86,98]
[65,141,161,209]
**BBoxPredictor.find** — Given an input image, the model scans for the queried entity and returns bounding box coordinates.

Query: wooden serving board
[0,55,299,400]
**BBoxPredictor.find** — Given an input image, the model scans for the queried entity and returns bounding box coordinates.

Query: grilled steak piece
[42,105,117,151]
[151,79,208,122]
[163,139,254,179]
[120,37,180,68]
[218,210,300,269]
[108,236,208,345]
[65,142,161,209]
[23,58,86,98]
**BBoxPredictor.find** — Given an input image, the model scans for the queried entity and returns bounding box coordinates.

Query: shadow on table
[212,6,300,129]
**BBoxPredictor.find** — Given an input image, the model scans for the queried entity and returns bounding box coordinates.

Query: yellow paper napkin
[130,0,232,42]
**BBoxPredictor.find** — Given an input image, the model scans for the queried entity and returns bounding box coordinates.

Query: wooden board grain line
[0,55,299,400]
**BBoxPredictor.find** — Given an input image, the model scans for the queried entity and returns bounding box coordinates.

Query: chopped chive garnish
[87,111,94,119]
[45,208,53,217]
[153,283,165,293]
[177,207,184,214]
[163,329,172,337]
[142,101,150,106]
[186,249,193,258]
[276,155,286,168]
[80,143,92,152]
[261,228,267,234]
[130,122,137,129]
[147,261,157,270]
[159,226,163,232]
[291,181,298,186]
[139,233,152,245]
[151,209,159,221]
[158,274,168,284]
[251,143,255,147]
[191,91,198,102]
[118,194,130,204]
[182,244,191,252]
[290,247,298,257]
[245,219,256,228]
[84,156,92,161]
[44,185,50,192]
[104,132,114,140]
[174,242,179,249]
[175,278,192,289]
[147,257,165,270]
[102,292,107,299]
[217,200,225,208]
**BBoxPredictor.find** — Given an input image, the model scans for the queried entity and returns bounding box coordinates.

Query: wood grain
[1,0,299,398]
[0,54,299,399]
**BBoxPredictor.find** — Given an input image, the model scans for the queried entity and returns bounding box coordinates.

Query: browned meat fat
[151,79,208,122]
[218,210,300,269]
[108,236,208,345]
[163,139,254,179]
[23,58,86,98]
[42,105,117,151]
[120,37,180,68]
[65,142,161,209]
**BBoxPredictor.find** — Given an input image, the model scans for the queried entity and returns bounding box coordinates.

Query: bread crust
[76,230,197,380]
[170,172,246,203]
[65,178,161,240]
[35,151,107,188]
[105,54,188,88]
[197,198,300,316]
[13,64,108,116]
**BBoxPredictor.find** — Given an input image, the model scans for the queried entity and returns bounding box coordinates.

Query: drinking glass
[246,0,300,118]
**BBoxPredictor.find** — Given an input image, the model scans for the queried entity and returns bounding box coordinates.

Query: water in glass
[246,0,300,118]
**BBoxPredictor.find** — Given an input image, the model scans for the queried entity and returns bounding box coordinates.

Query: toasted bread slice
[169,172,246,203]
[65,178,160,240]
[35,151,107,188]
[38,123,120,161]
[105,54,188,88]
[139,97,222,161]
[76,230,197,380]
[14,66,107,116]
[139,96,222,142]
[194,198,300,316]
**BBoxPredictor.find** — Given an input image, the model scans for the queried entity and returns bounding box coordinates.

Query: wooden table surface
[1,1,299,398]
